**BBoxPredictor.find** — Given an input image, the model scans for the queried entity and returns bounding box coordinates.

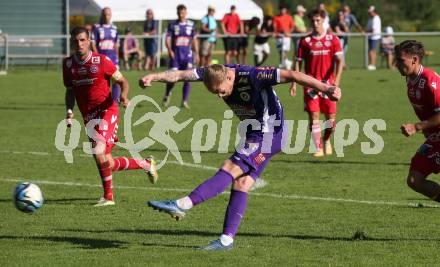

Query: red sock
[98,161,113,200]
[112,157,150,172]
[310,122,322,150]
[323,119,336,142]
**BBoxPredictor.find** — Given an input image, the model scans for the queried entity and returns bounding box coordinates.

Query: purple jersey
[167,20,196,63]
[92,24,119,64]
[195,65,284,136]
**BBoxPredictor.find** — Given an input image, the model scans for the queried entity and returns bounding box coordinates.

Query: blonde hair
[203,64,226,89]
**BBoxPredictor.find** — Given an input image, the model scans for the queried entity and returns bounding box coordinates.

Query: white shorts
[276,37,291,52]
[253,43,270,56]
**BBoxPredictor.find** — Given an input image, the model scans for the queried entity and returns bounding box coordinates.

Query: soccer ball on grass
[13,182,44,213]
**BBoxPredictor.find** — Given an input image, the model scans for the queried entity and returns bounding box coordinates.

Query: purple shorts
[230,128,284,180]
[169,58,193,70]
[99,50,118,65]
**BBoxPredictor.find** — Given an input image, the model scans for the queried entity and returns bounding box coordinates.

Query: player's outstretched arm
[279,70,341,101]
[139,70,199,88]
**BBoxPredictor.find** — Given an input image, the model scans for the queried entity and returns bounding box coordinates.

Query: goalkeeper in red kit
[63,27,158,206]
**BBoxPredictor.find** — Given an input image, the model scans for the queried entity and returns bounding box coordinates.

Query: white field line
[1,150,438,208]
[1,177,439,209]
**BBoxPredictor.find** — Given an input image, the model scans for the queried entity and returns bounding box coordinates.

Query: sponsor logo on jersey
[72,78,97,86]
[91,56,101,64]
[99,40,115,50]
[256,72,273,80]
[432,82,437,89]
[229,104,257,119]
[237,85,251,92]
[310,50,330,56]
[175,36,190,46]
[78,67,87,75]
[237,77,249,84]
[239,72,250,75]
[90,65,99,73]
[240,92,251,101]
[315,41,323,48]
[325,41,331,47]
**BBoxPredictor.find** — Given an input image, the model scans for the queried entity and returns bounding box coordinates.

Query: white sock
[219,234,234,246]
[176,196,193,210]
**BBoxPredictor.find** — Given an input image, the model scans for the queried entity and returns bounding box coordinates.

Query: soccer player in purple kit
[163,4,199,109]
[91,7,121,102]
[139,64,341,250]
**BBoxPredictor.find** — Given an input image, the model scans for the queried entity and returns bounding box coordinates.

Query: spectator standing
[221,5,244,64]
[121,27,143,70]
[293,5,307,53]
[381,26,395,69]
[342,5,364,66]
[254,16,274,66]
[331,10,349,67]
[199,6,217,67]
[273,5,295,69]
[239,20,251,65]
[318,3,330,33]
[143,9,158,71]
[366,5,381,70]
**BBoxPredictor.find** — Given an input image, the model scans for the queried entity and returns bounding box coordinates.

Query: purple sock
[182,82,191,103]
[112,83,121,102]
[188,169,233,206]
[165,83,174,97]
[223,190,248,238]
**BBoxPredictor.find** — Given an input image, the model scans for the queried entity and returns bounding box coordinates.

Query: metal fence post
[5,34,9,71]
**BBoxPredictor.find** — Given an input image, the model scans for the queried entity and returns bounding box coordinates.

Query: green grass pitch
[0,62,440,266]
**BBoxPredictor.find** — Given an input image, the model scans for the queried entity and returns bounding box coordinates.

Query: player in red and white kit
[290,8,343,157]
[63,27,158,207]
[397,40,440,203]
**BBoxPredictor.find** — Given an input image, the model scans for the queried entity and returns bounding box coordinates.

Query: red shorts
[410,139,440,176]
[303,88,336,114]
[84,104,119,154]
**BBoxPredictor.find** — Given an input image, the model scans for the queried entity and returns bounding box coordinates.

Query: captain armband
[111,70,123,82]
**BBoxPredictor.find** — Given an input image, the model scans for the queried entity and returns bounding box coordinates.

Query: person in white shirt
[318,3,330,33]
[366,5,381,70]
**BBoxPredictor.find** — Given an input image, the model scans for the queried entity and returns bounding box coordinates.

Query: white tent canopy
[70,0,263,21]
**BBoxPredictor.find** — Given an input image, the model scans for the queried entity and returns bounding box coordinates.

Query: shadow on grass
[0,235,128,249]
[272,158,410,167]
[44,197,97,204]
[58,228,440,243]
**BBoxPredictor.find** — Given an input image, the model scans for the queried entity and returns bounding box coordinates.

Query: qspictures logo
[55,95,386,169]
